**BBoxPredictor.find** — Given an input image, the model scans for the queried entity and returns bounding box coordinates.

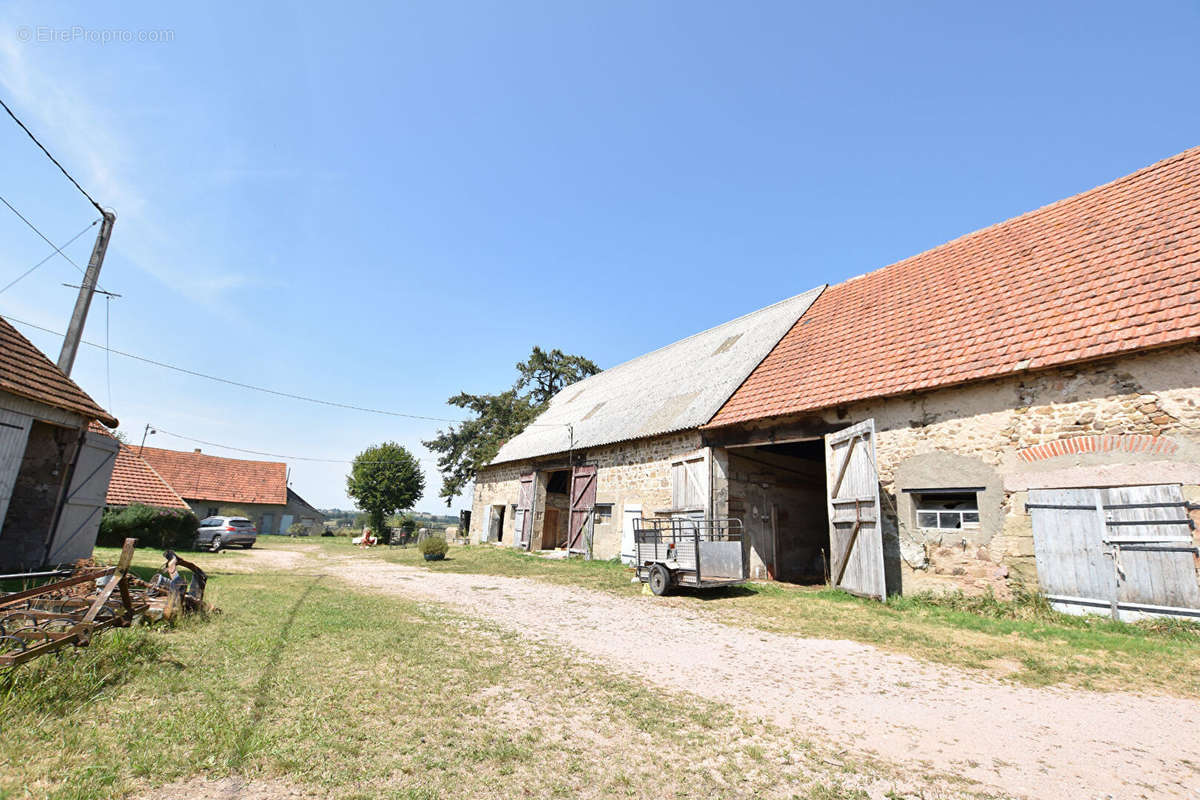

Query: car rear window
[230,519,255,528]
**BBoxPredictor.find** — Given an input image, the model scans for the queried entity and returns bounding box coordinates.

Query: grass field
[0,542,940,800]
[4,536,1199,798]
[369,539,1200,696]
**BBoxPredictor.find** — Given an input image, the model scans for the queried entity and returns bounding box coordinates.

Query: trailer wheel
[649,564,671,596]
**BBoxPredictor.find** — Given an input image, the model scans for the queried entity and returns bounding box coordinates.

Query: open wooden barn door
[825,419,886,600]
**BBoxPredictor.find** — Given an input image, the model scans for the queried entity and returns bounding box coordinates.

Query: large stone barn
[703,147,1200,619]
[471,147,1200,620]
[469,288,824,560]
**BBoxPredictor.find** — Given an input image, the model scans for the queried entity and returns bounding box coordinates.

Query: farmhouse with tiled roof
[92,427,190,512]
[138,446,324,535]
[469,147,1200,620]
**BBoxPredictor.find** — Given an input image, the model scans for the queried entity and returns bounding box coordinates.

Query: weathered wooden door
[671,454,708,511]
[543,508,562,549]
[46,429,119,565]
[824,419,886,600]
[514,472,535,549]
[1028,485,1200,617]
[567,465,597,554]
[0,409,32,530]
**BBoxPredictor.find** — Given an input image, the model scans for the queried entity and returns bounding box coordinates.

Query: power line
[3,315,471,424]
[0,218,99,294]
[0,196,108,292]
[0,95,105,214]
[104,295,112,411]
[149,425,442,464]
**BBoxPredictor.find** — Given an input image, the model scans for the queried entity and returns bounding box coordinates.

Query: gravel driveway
[327,555,1200,800]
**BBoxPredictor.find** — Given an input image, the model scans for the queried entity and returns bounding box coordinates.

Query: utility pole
[57,209,115,376]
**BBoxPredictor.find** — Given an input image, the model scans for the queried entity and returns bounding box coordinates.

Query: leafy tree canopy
[424,347,599,504]
[345,442,425,542]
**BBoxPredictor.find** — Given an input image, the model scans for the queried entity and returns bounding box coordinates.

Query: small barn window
[910,490,980,531]
[594,504,613,523]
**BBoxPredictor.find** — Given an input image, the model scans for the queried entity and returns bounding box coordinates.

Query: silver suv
[195,516,257,551]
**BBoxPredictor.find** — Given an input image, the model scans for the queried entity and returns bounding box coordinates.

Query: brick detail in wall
[1017,434,1179,463]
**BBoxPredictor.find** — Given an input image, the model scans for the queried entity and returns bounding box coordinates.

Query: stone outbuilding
[0,317,120,570]
[469,288,824,560]
[471,146,1200,620]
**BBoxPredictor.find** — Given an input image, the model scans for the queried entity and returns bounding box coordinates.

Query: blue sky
[1,2,1197,511]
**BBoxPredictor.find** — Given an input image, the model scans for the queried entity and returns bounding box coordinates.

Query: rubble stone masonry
[818,343,1200,596]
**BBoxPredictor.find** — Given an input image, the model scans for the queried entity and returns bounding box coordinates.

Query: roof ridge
[708,145,1200,427]
[548,286,826,402]
[837,145,1200,287]
[138,444,286,468]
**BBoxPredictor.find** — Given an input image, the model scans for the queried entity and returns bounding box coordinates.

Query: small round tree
[346,442,425,545]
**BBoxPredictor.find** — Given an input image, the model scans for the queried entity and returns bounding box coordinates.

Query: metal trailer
[633,517,746,595]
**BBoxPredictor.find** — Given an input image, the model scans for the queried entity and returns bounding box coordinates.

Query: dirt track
[323,553,1200,800]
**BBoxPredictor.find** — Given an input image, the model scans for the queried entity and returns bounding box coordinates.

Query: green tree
[514,346,600,405]
[423,346,599,504]
[345,442,425,544]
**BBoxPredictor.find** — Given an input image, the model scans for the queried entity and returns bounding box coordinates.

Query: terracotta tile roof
[709,147,1200,427]
[138,446,287,506]
[0,316,117,427]
[89,424,191,510]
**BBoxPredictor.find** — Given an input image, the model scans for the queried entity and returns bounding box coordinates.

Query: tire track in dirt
[338,558,1200,800]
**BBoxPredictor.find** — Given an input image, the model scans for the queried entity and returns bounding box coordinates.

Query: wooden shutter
[47,429,119,565]
[514,472,535,549]
[0,409,32,530]
[824,419,886,600]
[567,465,597,554]
[671,454,708,511]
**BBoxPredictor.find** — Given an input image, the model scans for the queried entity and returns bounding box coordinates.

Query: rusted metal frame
[0,568,113,610]
[0,628,91,666]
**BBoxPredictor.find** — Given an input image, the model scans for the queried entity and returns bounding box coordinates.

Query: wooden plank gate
[567,465,597,555]
[1027,484,1200,620]
[514,472,535,550]
[824,419,886,600]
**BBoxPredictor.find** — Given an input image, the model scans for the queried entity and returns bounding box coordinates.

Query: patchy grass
[367,540,1200,696]
[1,544,969,800]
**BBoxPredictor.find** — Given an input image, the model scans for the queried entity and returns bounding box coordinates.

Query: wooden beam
[833,520,862,589]
[82,538,135,625]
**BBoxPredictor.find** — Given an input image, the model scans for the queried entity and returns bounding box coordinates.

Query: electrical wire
[0,218,99,295]
[0,95,105,214]
[149,425,442,464]
[0,195,108,292]
[104,295,112,411]
[2,315,471,424]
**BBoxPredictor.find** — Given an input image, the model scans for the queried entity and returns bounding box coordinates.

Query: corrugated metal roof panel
[491,287,824,464]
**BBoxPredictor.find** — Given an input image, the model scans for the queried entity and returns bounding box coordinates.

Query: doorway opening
[539,469,572,550]
[489,504,506,542]
[727,440,829,583]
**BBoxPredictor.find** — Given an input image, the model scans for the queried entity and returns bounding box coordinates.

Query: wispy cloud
[0,21,253,301]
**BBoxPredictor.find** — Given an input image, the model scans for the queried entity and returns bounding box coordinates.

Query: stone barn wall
[811,343,1200,596]
[471,431,705,559]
